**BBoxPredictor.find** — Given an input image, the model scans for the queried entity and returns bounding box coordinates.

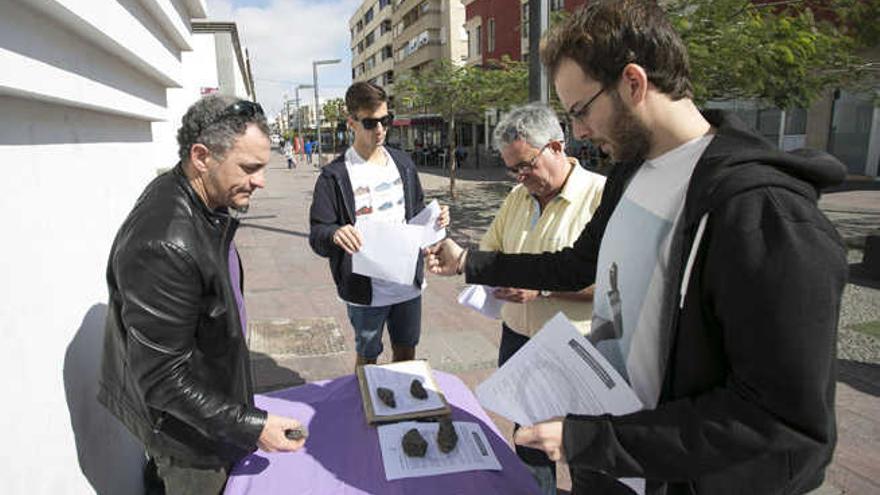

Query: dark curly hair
[176,95,270,163]
[540,0,693,100]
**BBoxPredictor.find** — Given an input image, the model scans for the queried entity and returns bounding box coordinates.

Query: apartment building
[350,0,468,94]
[462,0,584,66]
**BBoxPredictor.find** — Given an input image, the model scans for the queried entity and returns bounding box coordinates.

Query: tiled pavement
[237,151,878,494]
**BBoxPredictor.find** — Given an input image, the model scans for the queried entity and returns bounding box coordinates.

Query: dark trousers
[144,450,229,495]
[499,323,557,495]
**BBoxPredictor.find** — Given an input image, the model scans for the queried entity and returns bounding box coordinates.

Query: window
[365,30,375,47]
[384,70,394,85]
[379,0,391,9]
[364,7,374,25]
[522,4,529,39]
[488,18,495,53]
[550,0,565,12]
[357,20,363,32]
[466,29,471,58]
[381,19,392,35]
[358,41,364,54]
[475,25,482,55]
[381,45,393,60]
[366,55,376,71]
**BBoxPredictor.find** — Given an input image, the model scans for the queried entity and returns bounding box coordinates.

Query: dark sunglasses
[206,101,264,129]
[355,113,394,130]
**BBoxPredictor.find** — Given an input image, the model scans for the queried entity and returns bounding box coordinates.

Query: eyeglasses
[354,113,394,130]
[505,142,551,179]
[567,87,605,123]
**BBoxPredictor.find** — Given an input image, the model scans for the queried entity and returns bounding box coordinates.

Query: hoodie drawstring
[680,213,709,309]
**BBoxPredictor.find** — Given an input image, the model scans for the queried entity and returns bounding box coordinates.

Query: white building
[0,1,254,493]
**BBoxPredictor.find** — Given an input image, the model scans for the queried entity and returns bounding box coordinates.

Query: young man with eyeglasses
[309,82,449,369]
[99,96,307,495]
[481,103,605,494]
[427,1,847,493]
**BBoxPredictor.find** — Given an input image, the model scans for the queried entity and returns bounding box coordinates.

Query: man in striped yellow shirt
[480,103,605,494]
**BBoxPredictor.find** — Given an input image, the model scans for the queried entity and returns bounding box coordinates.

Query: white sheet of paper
[475,312,645,495]
[364,361,446,417]
[408,200,446,247]
[378,421,502,481]
[351,221,423,285]
[457,285,504,320]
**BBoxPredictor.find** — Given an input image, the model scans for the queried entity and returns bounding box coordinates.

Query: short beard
[609,90,652,163]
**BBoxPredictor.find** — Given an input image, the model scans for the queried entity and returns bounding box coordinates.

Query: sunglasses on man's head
[222,100,264,119]
[354,113,394,130]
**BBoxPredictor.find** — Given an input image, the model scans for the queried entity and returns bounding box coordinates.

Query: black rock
[437,417,458,453]
[377,387,396,408]
[402,428,428,457]
[410,379,428,400]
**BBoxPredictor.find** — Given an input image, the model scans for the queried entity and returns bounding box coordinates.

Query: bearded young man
[427,1,847,493]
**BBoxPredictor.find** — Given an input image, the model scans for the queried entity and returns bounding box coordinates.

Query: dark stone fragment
[284,425,309,441]
[410,379,428,400]
[402,428,428,457]
[437,417,458,453]
[377,387,396,408]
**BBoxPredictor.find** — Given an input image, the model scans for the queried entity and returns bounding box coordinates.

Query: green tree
[666,0,876,109]
[322,98,347,153]
[396,57,528,198]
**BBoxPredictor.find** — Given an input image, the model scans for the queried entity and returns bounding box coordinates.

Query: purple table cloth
[225,371,540,494]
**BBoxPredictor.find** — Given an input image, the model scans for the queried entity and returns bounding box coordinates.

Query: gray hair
[493,103,564,151]
[176,95,270,163]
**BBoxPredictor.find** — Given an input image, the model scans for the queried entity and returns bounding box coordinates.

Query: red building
[462,0,588,66]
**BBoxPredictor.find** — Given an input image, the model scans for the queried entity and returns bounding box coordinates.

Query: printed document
[407,199,446,247]
[364,361,446,417]
[378,421,501,480]
[351,221,422,285]
[457,285,504,320]
[475,312,645,494]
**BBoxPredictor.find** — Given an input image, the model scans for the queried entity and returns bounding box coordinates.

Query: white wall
[0,0,207,492]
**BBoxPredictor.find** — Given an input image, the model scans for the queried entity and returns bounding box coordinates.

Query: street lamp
[312,58,341,166]
[295,83,314,163]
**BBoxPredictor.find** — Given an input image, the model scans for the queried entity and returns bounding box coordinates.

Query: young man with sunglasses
[482,103,605,494]
[99,96,306,495]
[309,82,449,369]
[428,1,847,493]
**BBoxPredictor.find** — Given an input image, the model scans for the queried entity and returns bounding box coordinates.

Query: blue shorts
[346,296,422,359]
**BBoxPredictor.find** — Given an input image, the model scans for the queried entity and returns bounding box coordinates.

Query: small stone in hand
[402,428,428,457]
[410,379,428,400]
[377,387,396,408]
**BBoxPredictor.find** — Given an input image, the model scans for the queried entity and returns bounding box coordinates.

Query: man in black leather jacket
[98,96,305,494]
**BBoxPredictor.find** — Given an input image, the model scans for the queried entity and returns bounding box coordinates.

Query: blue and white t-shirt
[345,146,422,307]
[590,135,713,408]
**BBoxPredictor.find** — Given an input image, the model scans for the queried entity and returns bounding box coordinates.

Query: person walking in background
[304,138,314,166]
[284,139,295,169]
[482,102,605,494]
[427,1,847,493]
[309,82,449,369]
[98,95,306,495]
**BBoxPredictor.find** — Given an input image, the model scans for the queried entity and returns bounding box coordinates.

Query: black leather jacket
[98,164,266,468]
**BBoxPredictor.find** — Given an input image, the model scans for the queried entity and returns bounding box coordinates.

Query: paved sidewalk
[238,152,878,494]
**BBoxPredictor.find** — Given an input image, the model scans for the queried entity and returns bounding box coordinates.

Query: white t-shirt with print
[590,134,714,408]
[345,146,422,307]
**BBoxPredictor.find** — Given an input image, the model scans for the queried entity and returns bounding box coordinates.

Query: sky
[206,0,361,119]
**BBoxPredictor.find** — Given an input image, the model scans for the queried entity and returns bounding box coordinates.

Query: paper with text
[408,199,447,247]
[457,285,504,320]
[378,421,502,480]
[475,312,645,495]
[351,221,423,285]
